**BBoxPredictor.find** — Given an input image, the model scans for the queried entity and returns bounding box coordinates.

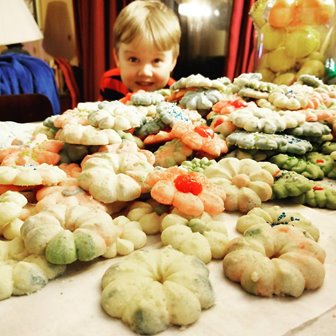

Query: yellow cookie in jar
[284,26,321,59]
[255,53,276,82]
[268,0,297,28]
[297,50,325,64]
[297,59,325,78]
[259,68,276,82]
[259,23,286,51]
[273,72,296,85]
[267,47,296,72]
[296,0,335,25]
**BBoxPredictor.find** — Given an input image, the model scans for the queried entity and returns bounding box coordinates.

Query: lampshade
[0,0,43,46]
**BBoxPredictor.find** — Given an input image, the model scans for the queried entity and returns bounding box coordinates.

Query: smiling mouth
[136,81,154,87]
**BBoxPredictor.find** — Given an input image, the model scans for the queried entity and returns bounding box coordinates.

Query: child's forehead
[128,35,156,48]
[120,37,169,54]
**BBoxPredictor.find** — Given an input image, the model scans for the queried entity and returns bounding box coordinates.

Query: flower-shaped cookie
[87,100,145,131]
[0,241,66,300]
[204,157,275,213]
[267,84,328,111]
[207,114,237,137]
[55,124,123,146]
[78,152,154,203]
[102,215,147,257]
[160,211,229,263]
[236,205,320,241]
[270,153,325,180]
[170,73,228,91]
[156,102,191,127]
[35,178,108,212]
[298,109,334,123]
[286,121,331,137]
[306,152,336,179]
[0,191,27,238]
[232,73,275,99]
[21,204,120,264]
[129,90,165,106]
[230,105,305,134]
[59,142,92,163]
[125,200,169,235]
[226,148,272,162]
[181,157,216,173]
[0,164,67,187]
[98,140,155,165]
[227,130,313,155]
[206,97,249,136]
[134,102,191,138]
[272,170,313,199]
[52,102,99,128]
[179,89,224,114]
[292,180,336,210]
[100,246,214,335]
[145,166,226,217]
[171,121,228,157]
[154,139,193,168]
[211,96,248,115]
[0,133,63,166]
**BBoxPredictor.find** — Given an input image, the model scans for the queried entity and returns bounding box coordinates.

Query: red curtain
[72,0,131,102]
[225,0,256,80]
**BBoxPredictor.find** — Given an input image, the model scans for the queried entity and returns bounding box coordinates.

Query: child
[98,0,181,101]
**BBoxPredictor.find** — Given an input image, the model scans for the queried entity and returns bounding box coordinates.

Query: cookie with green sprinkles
[270,153,324,180]
[180,157,216,173]
[306,152,336,179]
[226,130,313,155]
[271,170,313,199]
[292,180,336,210]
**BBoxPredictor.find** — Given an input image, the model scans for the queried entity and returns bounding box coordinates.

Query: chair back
[0,94,53,123]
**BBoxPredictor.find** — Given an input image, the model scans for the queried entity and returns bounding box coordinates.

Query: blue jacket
[0,53,60,114]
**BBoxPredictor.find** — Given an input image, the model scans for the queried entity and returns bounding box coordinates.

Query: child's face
[114,38,177,93]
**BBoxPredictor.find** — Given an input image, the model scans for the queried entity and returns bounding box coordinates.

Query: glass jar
[250,0,335,85]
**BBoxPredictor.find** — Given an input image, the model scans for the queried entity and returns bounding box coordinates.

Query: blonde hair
[113,0,181,58]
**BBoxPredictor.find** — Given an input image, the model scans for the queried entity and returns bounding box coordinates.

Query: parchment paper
[0,203,335,336]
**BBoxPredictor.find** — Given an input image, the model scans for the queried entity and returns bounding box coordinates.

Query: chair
[0,94,53,123]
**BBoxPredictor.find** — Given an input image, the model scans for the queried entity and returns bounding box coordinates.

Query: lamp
[178,1,213,18]
[0,0,43,54]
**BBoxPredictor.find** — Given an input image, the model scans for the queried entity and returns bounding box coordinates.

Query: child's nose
[139,64,153,76]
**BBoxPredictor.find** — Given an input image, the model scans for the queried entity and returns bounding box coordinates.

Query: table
[0,122,335,335]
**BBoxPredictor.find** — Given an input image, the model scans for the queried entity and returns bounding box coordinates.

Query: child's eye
[153,58,163,65]
[128,57,138,63]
